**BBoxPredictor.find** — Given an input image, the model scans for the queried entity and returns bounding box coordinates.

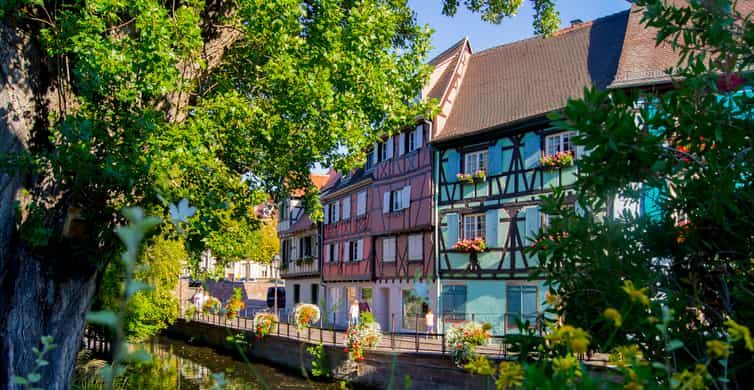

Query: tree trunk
[0,20,99,390]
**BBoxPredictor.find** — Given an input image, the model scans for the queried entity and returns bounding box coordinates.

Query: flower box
[452,238,487,253]
[295,258,304,267]
[456,173,474,184]
[303,256,314,265]
[472,170,487,182]
[539,151,574,169]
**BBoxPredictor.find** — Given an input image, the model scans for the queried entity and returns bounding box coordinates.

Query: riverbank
[165,319,494,390]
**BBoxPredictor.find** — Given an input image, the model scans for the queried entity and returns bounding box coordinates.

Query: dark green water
[148,336,337,389]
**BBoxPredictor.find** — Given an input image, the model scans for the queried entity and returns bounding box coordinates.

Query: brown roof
[424,38,468,101]
[434,10,629,142]
[610,1,754,89]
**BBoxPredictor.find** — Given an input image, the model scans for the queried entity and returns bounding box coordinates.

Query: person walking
[425,309,435,338]
[349,299,360,327]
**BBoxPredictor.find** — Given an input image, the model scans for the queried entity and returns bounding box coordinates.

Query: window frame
[544,131,576,157]
[348,240,360,262]
[408,234,423,262]
[356,190,367,217]
[441,284,467,322]
[391,189,403,212]
[382,237,396,263]
[463,213,486,240]
[464,150,488,175]
[505,284,539,330]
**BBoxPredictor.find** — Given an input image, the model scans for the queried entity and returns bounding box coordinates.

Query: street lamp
[273,254,281,316]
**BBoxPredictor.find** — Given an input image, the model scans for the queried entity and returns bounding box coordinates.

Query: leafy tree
[98,234,184,342]
[441,0,560,35]
[0,0,434,386]
[533,0,754,386]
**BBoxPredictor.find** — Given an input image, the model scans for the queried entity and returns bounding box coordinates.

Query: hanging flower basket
[293,303,321,330]
[224,288,245,320]
[452,238,487,253]
[539,151,574,169]
[446,321,492,366]
[202,297,221,314]
[456,173,474,184]
[253,312,279,339]
[345,320,382,362]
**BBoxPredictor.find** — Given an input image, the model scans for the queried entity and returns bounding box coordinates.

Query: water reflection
[146,336,336,389]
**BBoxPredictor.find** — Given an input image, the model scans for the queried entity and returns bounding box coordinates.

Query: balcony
[280,257,319,278]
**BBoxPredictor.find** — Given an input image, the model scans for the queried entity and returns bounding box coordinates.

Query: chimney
[570,19,583,26]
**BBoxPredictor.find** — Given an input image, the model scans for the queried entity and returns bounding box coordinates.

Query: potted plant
[253,312,279,339]
[295,258,304,267]
[456,173,474,184]
[303,256,314,266]
[539,150,574,169]
[473,170,487,182]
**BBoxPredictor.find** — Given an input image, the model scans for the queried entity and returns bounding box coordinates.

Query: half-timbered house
[320,168,373,328]
[279,173,331,316]
[431,12,629,335]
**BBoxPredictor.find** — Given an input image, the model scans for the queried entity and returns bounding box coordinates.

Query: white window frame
[464,150,488,175]
[356,191,367,216]
[342,196,351,220]
[391,189,403,212]
[544,131,576,157]
[382,237,396,262]
[408,125,422,153]
[408,234,423,261]
[463,214,486,240]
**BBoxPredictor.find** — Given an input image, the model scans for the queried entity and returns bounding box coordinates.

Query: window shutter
[357,191,366,216]
[485,208,499,248]
[334,243,340,262]
[373,143,379,163]
[342,196,351,220]
[386,137,394,159]
[446,150,460,182]
[291,239,298,260]
[358,239,364,260]
[399,133,405,156]
[333,200,340,222]
[383,192,390,213]
[402,185,411,210]
[446,213,459,247]
[523,132,540,169]
[324,205,330,224]
[525,207,541,245]
[416,126,423,149]
[488,142,502,176]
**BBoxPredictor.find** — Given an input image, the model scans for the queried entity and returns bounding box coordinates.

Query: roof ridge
[428,37,468,65]
[471,9,630,58]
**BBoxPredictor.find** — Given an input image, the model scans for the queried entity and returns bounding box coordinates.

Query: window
[408,125,422,152]
[382,237,396,262]
[506,285,538,329]
[402,289,429,330]
[356,191,367,216]
[311,284,319,305]
[545,131,576,157]
[365,150,374,170]
[299,236,313,258]
[279,201,289,221]
[326,202,340,223]
[294,284,301,304]
[463,214,486,239]
[342,196,351,220]
[464,150,487,174]
[282,239,291,263]
[408,234,423,261]
[379,142,388,162]
[348,240,362,262]
[391,189,403,211]
[327,243,339,263]
[441,285,467,321]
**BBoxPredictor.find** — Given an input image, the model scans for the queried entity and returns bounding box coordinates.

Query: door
[379,288,390,331]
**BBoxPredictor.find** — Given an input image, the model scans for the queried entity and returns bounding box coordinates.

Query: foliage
[452,238,487,253]
[293,303,321,330]
[524,0,754,387]
[12,335,57,389]
[98,233,184,342]
[307,343,332,378]
[446,321,491,366]
[224,288,246,320]
[539,150,574,169]
[440,0,560,35]
[252,312,278,339]
[344,317,382,362]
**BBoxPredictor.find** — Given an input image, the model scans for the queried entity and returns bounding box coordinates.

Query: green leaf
[86,311,118,328]
[651,362,667,370]
[27,373,41,383]
[667,339,684,352]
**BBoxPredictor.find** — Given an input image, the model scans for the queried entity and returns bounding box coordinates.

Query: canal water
[147,336,338,389]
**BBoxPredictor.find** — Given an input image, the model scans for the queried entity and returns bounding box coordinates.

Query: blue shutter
[523,132,540,169]
[642,185,663,221]
[524,207,541,245]
[446,150,460,182]
[485,208,499,248]
[488,141,502,176]
[446,213,459,247]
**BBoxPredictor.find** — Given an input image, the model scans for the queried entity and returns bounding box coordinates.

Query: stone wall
[165,319,493,390]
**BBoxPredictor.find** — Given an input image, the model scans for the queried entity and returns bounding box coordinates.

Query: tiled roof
[610,1,754,89]
[434,10,629,142]
[290,172,334,197]
[320,167,371,198]
[424,38,468,102]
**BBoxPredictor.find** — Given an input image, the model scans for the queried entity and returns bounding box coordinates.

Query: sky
[408,0,632,60]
